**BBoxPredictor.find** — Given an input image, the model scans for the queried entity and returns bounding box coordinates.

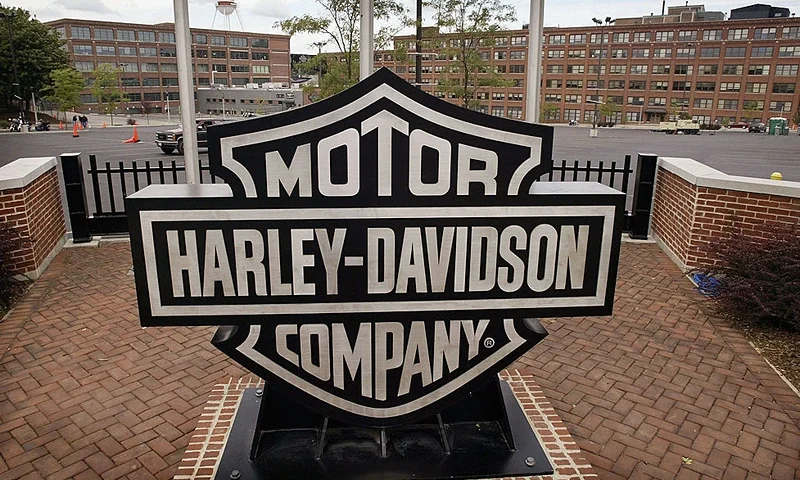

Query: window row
[65,27,272,48]
[547,26,800,45]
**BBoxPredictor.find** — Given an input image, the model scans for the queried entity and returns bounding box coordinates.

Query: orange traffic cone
[72,122,79,138]
[122,126,140,144]
[78,122,84,130]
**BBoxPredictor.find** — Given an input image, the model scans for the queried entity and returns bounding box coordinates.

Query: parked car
[155,117,225,154]
[748,122,766,133]
[729,121,750,130]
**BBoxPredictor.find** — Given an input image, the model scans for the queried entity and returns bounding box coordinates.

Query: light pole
[1,12,22,122]
[590,16,614,137]
[118,63,128,117]
[682,43,693,119]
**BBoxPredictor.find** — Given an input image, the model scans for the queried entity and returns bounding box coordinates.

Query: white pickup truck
[657,119,700,135]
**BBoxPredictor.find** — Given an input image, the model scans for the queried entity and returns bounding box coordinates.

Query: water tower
[212,1,244,30]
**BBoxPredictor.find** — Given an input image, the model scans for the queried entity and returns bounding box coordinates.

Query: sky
[9,0,800,53]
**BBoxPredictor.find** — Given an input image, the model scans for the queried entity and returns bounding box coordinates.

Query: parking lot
[1,122,798,181]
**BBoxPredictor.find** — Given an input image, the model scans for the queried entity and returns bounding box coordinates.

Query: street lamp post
[682,43,693,119]
[0,12,23,122]
[590,16,614,138]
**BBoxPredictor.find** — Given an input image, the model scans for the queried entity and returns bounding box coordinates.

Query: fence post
[60,152,92,243]
[628,153,658,240]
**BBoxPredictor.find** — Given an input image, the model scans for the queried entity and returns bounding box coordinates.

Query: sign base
[213,379,553,480]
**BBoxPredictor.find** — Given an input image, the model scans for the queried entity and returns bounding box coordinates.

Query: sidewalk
[0,241,798,479]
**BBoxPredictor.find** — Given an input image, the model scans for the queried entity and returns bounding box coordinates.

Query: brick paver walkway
[0,242,798,479]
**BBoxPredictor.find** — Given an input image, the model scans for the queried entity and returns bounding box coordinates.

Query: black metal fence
[60,152,657,242]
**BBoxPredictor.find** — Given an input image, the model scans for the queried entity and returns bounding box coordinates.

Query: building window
[630,65,648,74]
[160,48,177,57]
[718,99,738,109]
[162,77,179,86]
[72,26,91,39]
[778,46,800,57]
[231,78,249,86]
[586,80,603,89]
[700,48,719,58]
[608,80,625,89]
[564,109,581,121]
[119,46,136,56]
[508,93,523,101]
[509,65,524,73]
[507,107,522,119]
[567,65,585,74]
[586,95,603,103]
[651,81,668,91]
[719,82,741,92]
[589,33,608,44]
[588,65,606,75]
[511,36,526,45]
[751,46,773,57]
[139,47,156,57]
[495,37,509,46]
[722,64,743,75]
[626,111,641,122]
[79,94,97,103]
[95,28,113,40]
[94,45,114,56]
[566,79,584,88]
[609,65,626,75]
[695,82,715,92]
[142,63,159,72]
[510,51,525,60]
[195,49,209,58]
[773,83,796,94]
[564,94,581,103]
[161,63,178,72]
[697,64,718,75]
[491,106,505,117]
[568,34,586,44]
[652,65,670,74]
[694,98,713,108]
[748,65,770,75]
[252,52,269,61]
[54,27,66,39]
[632,48,649,58]
[728,28,748,40]
[543,107,560,121]
[611,32,629,43]
[633,32,650,42]
[676,47,695,58]
[195,63,209,73]
[228,65,249,73]
[746,82,768,93]
[567,49,585,58]
[702,29,722,41]
[547,50,563,58]
[227,50,247,60]
[548,35,566,45]
[673,65,692,75]
[770,101,792,112]
[252,65,270,74]
[589,49,607,59]
[672,81,690,91]
[494,51,507,60]
[547,65,564,74]
[213,64,227,72]
[544,93,561,102]
[627,96,644,105]
[117,29,135,41]
[545,79,562,88]
[753,27,777,40]
[126,93,142,102]
[73,45,93,55]
[75,61,94,72]
[211,35,225,45]
[143,92,161,101]
[678,30,697,41]
[495,65,507,73]
[725,47,746,57]
[142,77,159,86]
[120,63,138,72]
[252,38,269,48]
[195,34,207,44]
[158,32,176,43]
[776,64,799,76]
[648,97,667,106]
[629,80,645,90]
[783,26,800,39]
[655,31,673,42]
[230,37,247,47]
[139,31,156,42]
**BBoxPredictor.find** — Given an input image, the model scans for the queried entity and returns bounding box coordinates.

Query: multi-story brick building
[374,4,800,125]
[45,19,290,114]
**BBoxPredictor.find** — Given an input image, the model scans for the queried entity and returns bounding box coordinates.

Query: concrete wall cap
[657,156,800,198]
[0,157,58,191]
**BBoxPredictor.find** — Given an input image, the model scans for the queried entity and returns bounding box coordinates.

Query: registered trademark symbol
[484,337,495,348]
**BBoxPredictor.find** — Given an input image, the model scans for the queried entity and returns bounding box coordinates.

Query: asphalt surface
[2,124,798,181]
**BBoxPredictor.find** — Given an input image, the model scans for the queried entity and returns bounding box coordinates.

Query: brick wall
[650,157,800,271]
[0,158,67,278]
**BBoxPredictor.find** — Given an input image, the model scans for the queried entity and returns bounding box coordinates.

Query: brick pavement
[0,241,798,479]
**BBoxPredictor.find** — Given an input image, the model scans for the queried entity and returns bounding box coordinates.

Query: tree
[425,0,516,109]
[91,64,126,126]
[44,68,84,121]
[599,99,620,124]
[276,0,408,98]
[0,6,70,116]
[743,100,762,122]
[540,102,559,122]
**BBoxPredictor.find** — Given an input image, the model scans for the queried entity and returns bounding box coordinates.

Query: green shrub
[0,223,29,311]
[701,223,800,329]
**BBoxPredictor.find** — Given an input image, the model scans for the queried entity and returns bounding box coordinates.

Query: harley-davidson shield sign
[127,68,624,426]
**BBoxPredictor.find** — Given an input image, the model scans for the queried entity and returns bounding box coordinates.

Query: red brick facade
[650,159,800,270]
[0,167,67,277]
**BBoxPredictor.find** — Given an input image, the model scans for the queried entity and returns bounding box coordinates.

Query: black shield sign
[127,68,624,426]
